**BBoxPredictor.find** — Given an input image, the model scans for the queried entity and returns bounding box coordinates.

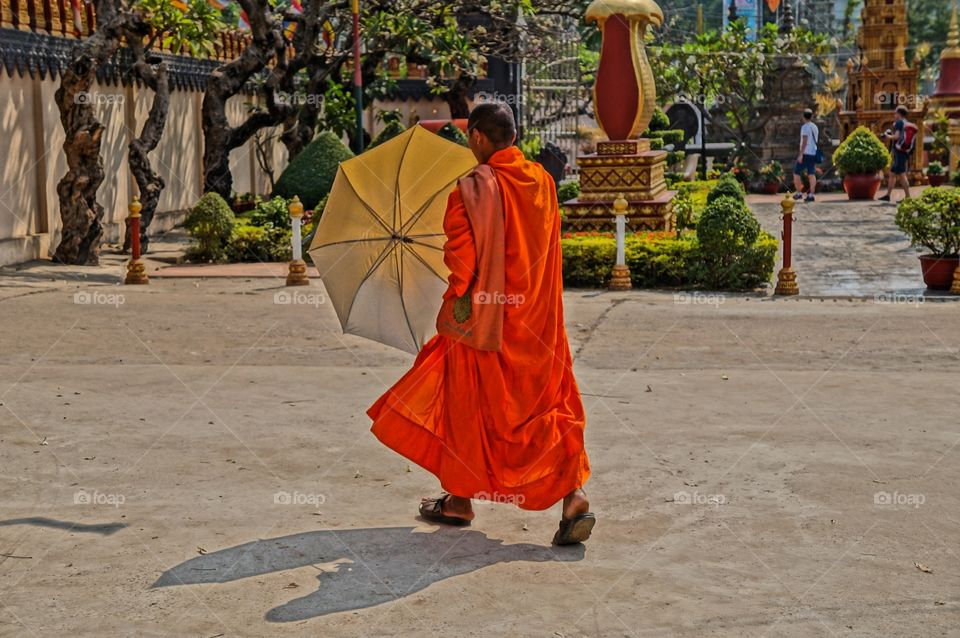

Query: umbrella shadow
[153,526,584,622]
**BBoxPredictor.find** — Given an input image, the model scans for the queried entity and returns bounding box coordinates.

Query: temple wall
[0,71,286,266]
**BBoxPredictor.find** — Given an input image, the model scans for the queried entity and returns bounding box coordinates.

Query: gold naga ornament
[585,0,664,141]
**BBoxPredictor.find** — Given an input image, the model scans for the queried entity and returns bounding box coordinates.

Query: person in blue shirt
[792,109,819,203]
[879,106,913,203]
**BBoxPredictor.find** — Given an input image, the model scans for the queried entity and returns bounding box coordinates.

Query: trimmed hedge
[272,131,354,209]
[561,231,777,291]
[185,192,235,263]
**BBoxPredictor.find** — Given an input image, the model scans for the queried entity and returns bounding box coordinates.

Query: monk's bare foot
[561,488,590,520]
[419,494,474,523]
[553,488,595,545]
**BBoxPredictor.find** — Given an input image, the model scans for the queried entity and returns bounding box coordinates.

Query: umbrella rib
[395,242,420,353]
[399,170,472,236]
[394,129,417,230]
[340,168,398,236]
[309,237,392,251]
[405,241,449,282]
[344,239,398,322]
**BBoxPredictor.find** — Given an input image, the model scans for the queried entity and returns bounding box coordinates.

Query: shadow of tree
[0,517,126,535]
[154,526,584,622]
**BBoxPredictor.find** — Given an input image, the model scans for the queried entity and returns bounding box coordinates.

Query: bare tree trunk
[53,0,124,265]
[201,0,290,198]
[123,25,168,254]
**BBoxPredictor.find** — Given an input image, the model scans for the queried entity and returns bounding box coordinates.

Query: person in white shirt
[792,109,819,203]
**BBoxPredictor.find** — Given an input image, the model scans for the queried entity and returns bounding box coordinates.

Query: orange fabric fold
[367,146,590,511]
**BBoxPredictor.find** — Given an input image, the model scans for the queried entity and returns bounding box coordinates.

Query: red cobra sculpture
[586,0,664,142]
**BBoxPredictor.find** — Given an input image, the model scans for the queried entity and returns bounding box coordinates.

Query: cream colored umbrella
[307,125,477,354]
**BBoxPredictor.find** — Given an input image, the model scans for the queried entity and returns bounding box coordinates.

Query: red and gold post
[124,196,149,285]
[774,194,799,296]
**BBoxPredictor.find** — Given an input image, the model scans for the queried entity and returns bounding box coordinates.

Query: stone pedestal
[564,139,676,232]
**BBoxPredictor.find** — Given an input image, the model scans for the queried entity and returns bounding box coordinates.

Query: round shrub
[833,126,891,176]
[272,131,354,210]
[185,192,235,263]
[706,173,746,205]
[436,122,468,146]
[369,110,406,149]
[698,195,760,252]
[249,196,291,228]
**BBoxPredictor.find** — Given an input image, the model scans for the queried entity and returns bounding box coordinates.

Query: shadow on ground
[153,526,584,621]
[0,517,126,535]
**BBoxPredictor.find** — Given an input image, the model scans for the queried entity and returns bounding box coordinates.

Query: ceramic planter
[842,173,882,200]
[919,255,960,290]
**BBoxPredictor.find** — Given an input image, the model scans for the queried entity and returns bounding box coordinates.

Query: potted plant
[833,126,891,200]
[927,161,948,187]
[756,161,784,194]
[894,187,960,290]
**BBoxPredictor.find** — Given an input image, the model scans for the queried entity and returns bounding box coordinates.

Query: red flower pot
[843,173,882,200]
[761,181,781,194]
[927,174,947,187]
[919,255,960,290]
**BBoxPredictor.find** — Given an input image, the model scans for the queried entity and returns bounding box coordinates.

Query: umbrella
[307,125,477,355]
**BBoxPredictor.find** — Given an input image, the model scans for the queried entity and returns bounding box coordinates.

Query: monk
[367,103,594,545]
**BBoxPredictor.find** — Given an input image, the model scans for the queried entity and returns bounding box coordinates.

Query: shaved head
[467,103,517,147]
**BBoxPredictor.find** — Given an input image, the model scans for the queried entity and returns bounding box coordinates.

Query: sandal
[418,493,472,527]
[552,512,596,545]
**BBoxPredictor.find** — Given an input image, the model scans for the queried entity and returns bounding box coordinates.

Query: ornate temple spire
[944,0,960,60]
[780,0,794,34]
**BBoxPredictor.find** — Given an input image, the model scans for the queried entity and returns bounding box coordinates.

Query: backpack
[896,122,918,154]
[812,125,824,164]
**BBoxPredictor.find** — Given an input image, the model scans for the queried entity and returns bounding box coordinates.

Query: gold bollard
[774,194,799,296]
[609,194,632,290]
[951,266,960,295]
[124,196,149,285]
[286,196,310,286]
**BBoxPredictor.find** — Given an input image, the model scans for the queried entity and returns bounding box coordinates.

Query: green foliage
[894,187,960,257]
[833,126,891,176]
[757,160,785,183]
[560,231,776,291]
[436,123,468,146]
[696,194,764,288]
[557,180,580,203]
[518,134,543,161]
[248,196,291,228]
[273,131,354,210]
[666,150,686,167]
[658,130,685,147]
[706,173,746,205]
[226,223,292,263]
[927,161,945,176]
[137,0,223,57]
[647,108,671,132]
[650,138,664,151]
[369,110,407,149]
[185,192,235,263]
[673,185,696,231]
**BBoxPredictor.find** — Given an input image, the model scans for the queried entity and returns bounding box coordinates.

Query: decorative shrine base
[563,139,676,232]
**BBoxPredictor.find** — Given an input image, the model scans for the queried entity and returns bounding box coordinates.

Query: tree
[54,0,132,265]
[648,22,829,168]
[53,0,221,265]
[123,0,222,253]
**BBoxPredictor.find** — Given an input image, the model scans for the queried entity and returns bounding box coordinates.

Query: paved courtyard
[1,262,959,636]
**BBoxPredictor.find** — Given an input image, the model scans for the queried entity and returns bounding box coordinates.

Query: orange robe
[367,146,589,511]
